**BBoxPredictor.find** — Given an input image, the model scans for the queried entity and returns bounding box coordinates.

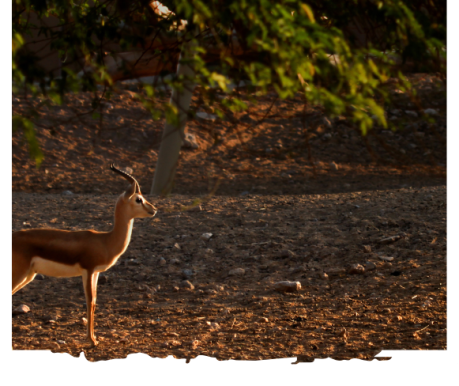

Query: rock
[57,340,66,345]
[258,317,269,323]
[180,280,195,290]
[363,245,372,253]
[196,111,218,121]
[329,162,339,171]
[321,117,332,129]
[405,110,418,118]
[390,109,401,116]
[81,318,88,326]
[201,233,213,241]
[348,264,365,275]
[318,272,329,280]
[378,235,402,244]
[158,257,166,265]
[13,304,30,315]
[35,274,45,280]
[182,269,193,278]
[61,190,74,196]
[228,268,245,276]
[365,261,377,271]
[327,267,346,276]
[182,133,199,149]
[173,243,181,250]
[321,133,332,141]
[280,249,295,258]
[274,281,301,293]
[423,108,438,116]
[378,255,395,262]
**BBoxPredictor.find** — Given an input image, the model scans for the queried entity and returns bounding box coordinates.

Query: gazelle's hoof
[89,338,99,347]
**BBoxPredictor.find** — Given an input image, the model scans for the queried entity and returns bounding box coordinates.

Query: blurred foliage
[12,0,446,166]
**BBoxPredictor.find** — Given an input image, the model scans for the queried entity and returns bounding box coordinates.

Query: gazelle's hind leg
[82,270,100,347]
[12,254,36,295]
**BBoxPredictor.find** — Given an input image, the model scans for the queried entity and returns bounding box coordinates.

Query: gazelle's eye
[135,197,143,204]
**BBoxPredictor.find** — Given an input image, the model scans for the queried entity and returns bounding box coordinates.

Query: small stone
[173,243,181,250]
[182,269,193,278]
[35,274,45,280]
[274,281,301,293]
[379,255,395,262]
[348,264,365,275]
[329,161,339,171]
[196,111,217,121]
[319,272,329,280]
[423,108,438,116]
[365,261,377,271]
[321,133,332,141]
[378,235,402,244]
[81,318,88,326]
[180,280,195,290]
[405,110,418,118]
[201,233,213,241]
[280,249,295,258]
[62,190,74,196]
[158,257,166,265]
[258,317,269,323]
[13,304,30,315]
[182,133,199,149]
[390,109,401,116]
[228,268,245,276]
[57,340,66,345]
[363,245,372,253]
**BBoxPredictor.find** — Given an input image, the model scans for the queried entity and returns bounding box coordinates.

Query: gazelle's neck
[107,195,134,258]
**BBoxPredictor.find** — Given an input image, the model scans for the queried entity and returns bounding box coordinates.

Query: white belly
[31,257,84,278]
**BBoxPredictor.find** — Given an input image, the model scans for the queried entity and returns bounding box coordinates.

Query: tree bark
[150,37,197,196]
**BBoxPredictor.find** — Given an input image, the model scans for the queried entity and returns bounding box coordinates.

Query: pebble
[196,112,218,121]
[321,117,332,129]
[81,318,88,326]
[363,245,372,253]
[322,133,332,141]
[258,317,269,323]
[365,261,377,271]
[329,162,339,171]
[348,264,365,275]
[280,249,295,258]
[13,304,30,315]
[182,269,193,278]
[57,340,66,345]
[274,281,301,293]
[61,190,74,195]
[180,280,195,290]
[405,110,418,118]
[173,243,181,250]
[379,255,395,262]
[201,233,213,241]
[158,257,166,265]
[228,268,245,276]
[423,108,439,116]
[182,133,199,149]
[318,272,329,280]
[35,274,45,280]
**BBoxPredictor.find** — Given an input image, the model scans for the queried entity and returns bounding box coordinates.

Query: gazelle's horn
[110,164,140,194]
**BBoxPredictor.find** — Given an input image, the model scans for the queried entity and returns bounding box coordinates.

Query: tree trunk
[150,38,197,196]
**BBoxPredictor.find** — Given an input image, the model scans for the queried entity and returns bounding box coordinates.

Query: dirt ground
[12,73,446,361]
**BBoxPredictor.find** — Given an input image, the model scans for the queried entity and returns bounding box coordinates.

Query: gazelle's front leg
[82,270,100,347]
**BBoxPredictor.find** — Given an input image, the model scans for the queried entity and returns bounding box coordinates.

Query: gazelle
[12,164,157,347]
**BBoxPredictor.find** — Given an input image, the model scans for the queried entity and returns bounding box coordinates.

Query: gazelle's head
[110,164,157,219]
